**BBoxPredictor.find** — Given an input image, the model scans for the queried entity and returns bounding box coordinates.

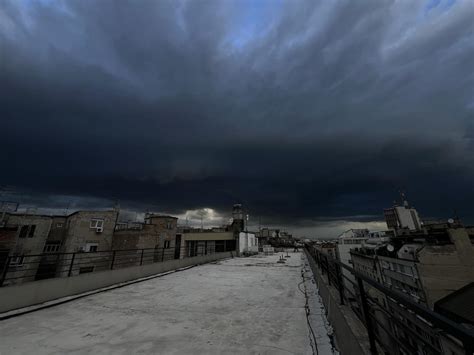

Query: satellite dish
[387,244,395,252]
[448,218,454,224]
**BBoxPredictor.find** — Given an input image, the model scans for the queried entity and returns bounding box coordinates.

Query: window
[215,240,225,252]
[90,219,104,229]
[28,225,36,238]
[19,225,29,238]
[85,243,99,252]
[164,240,170,249]
[166,221,174,229]
[10,255,24,266]
[43,242,61,253]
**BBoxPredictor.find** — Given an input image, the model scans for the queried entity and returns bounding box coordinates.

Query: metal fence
[305,245,474,355]
[0,244,234,287]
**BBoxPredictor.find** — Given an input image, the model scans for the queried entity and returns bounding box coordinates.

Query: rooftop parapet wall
[0,251,233,314]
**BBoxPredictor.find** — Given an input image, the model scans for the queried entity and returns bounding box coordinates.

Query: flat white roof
[0,253,334,354]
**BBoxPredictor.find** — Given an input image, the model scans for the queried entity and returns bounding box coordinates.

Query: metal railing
[305,245,474,355]
[0,244,235,287]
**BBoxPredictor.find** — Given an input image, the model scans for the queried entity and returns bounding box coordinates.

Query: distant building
[350,224,474,354]
[350,246,396,354]
[256,228,279,249]
[43,209,119,277]
[314,241,337,259]
[0,209,119,284]
[336,228,370,297]
[113,214,179,261]
[63,210,118,253]
[0,214,53,284]
[336,229,370,263]
[384,194,422,232]
[178,204,244,256]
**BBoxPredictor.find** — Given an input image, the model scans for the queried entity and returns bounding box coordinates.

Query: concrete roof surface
[0,252,334,354]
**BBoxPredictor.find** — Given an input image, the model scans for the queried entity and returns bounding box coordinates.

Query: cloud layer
[1,0,473,228]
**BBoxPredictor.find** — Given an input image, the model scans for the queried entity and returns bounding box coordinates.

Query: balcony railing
[0,244,235,287]
[305,245,474,355]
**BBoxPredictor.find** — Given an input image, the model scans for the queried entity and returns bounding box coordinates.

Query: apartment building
[0,209,119,283]
[336,228,370,298]
[350,218,473,354]
[0,214,53,285]
[350,248,397,354]
[113,214,179,262]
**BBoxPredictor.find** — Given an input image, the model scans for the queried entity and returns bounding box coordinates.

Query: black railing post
[336,263,345,305]
[68,253,76,277]
[140,249,144,265]
[0,256,11,287]
[111,251,116,270]
[161,247,165,262]
[319,253,324,274]
[357,277,377,354]
[326,256,331,286]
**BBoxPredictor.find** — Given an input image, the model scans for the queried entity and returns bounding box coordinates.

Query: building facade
[113,214,179,262]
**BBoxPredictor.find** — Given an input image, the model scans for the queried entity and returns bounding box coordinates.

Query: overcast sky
[1,0,473,237]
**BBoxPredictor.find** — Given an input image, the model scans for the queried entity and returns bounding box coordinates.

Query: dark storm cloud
[1,0,473,224]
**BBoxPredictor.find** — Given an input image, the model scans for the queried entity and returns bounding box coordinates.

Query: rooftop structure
[383,193,422,233]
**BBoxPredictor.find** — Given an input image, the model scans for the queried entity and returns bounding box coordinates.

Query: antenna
[452,208,462,224]
[399,190,409,207]
[197,209,206,230]
[114,200,120,212]
[64,201,71,216]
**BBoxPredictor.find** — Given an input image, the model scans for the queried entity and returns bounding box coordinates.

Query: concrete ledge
[0,252,233,313]
[305,250,372,355]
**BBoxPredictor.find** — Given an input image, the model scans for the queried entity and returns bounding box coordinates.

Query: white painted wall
[395,206,421,230]
[239,232,257,254]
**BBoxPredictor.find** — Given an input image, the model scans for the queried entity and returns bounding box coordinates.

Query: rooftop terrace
[0,252,334,354]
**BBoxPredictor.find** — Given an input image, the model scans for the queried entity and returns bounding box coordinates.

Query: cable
[300,267,319,355]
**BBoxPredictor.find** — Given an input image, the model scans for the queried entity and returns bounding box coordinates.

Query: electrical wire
[299,267,319,355]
